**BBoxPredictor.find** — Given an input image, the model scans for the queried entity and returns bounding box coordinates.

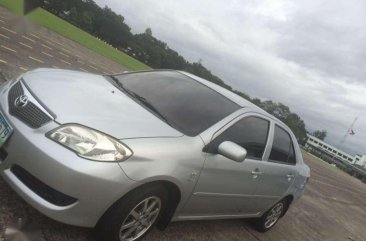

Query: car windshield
[111,71,240,136]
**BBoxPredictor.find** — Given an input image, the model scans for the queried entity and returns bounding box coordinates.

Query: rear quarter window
[269,125,296,165]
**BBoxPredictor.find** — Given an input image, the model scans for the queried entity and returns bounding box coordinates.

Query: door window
[269,125,296,164]
[206,116,270,160]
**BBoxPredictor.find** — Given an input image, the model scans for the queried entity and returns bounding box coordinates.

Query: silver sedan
[0,69,310,241]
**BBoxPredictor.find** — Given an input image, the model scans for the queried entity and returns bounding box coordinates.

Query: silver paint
[0,69,310,228]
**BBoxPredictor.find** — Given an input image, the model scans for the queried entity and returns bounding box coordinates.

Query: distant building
[355,154,366,169]
[304,134,355,164]
[305,134,366,183]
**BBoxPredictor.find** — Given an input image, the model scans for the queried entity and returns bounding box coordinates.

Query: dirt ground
[1,6,366,241]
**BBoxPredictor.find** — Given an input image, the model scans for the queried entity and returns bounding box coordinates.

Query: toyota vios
[0,69,310,241]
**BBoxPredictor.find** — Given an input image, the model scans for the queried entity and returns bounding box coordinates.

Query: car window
[112,71,240,136]
[206,116,270,160]
[269,125,296,165]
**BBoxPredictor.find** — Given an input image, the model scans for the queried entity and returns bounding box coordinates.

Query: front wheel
[254,199,286,232]
[96,185,168,241]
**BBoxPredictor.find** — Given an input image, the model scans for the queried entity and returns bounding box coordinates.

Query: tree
[312,130,327,140]
[38,0,309,144]
[145,28,152,36]
[255,100,307,142]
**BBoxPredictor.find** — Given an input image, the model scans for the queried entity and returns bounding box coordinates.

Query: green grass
[0,0,150,71]
[0,0,23,14]
[27,8,150,71]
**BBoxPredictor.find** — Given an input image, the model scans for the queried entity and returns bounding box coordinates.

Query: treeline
[41,0,231,88]
[252,99,307,142]
[40,0,307,142]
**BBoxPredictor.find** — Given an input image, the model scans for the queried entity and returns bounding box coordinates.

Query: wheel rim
[119,196,161,241]
[264,202,283,229]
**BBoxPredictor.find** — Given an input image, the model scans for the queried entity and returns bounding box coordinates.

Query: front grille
[8,80,23,104]
[8,81,52,128]
[11,165,77,207]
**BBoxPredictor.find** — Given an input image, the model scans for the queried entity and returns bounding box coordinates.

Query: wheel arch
[96,180,182,230]
[280,195,294,217]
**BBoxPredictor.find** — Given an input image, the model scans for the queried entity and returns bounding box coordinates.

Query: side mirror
[217,141,247,162]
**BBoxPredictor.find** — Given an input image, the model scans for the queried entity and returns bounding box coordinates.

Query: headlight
[47,124,132,161]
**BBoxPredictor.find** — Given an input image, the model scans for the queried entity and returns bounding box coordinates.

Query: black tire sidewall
[96,184,169,241]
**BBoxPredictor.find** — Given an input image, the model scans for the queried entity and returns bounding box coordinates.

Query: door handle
[252,170,263,175]
[286,174,295,180]
[251,169,263,178]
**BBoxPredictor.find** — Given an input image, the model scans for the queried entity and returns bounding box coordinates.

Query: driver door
[180,115,271,218]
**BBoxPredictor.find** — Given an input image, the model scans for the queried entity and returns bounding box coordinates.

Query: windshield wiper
[109,75,135,97]
[109,76,174,127]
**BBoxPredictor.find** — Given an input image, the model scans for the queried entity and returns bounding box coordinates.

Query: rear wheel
[96,185,168,241]
[254,199,286,232]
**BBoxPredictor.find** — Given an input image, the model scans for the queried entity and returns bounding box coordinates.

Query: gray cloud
[94,0,366,155]
[276,0,366,83]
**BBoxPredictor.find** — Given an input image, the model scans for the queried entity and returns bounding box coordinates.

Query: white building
[305,134,355,164]
[355,154,366,168]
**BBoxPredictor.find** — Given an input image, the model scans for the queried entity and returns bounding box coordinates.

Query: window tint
[207,116,269,160]
[269,125,296,164]
[113,71,240,136]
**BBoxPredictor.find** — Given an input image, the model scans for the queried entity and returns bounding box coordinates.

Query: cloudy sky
[94,0,365,155]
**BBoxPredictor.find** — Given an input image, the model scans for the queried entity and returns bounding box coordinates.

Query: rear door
[251,123,299,213]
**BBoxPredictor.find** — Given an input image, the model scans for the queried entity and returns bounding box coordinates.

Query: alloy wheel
[119,196,161,241]
[264,202,283,229]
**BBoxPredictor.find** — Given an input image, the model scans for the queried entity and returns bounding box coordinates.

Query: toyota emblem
[15,95,29,108]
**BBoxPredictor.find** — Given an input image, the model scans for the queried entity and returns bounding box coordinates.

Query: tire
[95,184,168,241]
[254,199,287,232]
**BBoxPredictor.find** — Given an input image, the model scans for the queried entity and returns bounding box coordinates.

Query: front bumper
[0,80,135,227]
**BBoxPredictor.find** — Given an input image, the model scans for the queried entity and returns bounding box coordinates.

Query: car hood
[22,69,183,139]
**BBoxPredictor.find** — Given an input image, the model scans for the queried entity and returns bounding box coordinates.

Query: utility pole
[338,116,358,149]
[330,116,358,164]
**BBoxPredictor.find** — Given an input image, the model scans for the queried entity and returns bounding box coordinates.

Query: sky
[93,0,366,155]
